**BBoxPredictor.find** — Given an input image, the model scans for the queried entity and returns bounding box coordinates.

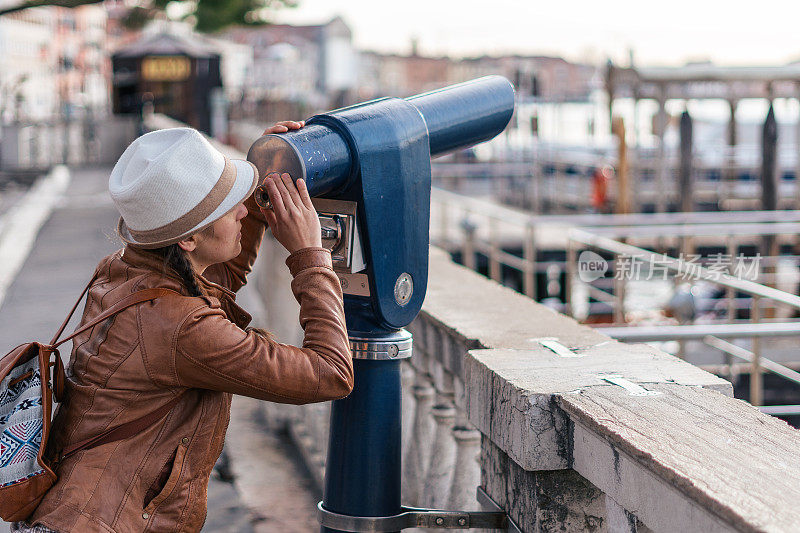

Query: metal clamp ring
[349,335,413,360]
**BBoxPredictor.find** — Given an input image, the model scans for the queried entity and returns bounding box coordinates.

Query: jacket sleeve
[171,248,353,403]
[203,190,266,293]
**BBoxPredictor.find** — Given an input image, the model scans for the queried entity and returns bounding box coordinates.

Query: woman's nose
[236,203,248,220]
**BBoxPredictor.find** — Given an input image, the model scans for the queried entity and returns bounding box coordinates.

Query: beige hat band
[128,157,236,243]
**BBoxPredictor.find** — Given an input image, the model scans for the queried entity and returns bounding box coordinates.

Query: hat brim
[118,158,258,249]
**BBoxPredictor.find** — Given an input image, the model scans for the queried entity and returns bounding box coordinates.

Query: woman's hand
[261,173,322,254]
[262,120,304,135]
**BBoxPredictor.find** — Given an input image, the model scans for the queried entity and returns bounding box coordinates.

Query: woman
[16,123,353,532]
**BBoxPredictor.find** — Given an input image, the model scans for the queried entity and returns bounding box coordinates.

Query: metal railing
[433,187,800,310]
[432,150,800,213]
[431,189,800,408]
[569,227,800,407]
[0,116,138,172]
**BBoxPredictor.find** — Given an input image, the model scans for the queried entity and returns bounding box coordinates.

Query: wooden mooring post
[761,104,779,320]
[762,103,778,214]
[679,110,693,213]
[612,117,630,215]
[725,99,739,207]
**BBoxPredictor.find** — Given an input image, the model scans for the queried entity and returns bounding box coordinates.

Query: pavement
[0,166,319,532]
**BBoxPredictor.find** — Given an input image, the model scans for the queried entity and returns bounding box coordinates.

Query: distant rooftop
[113,32,219,59]
[220,16,350,48]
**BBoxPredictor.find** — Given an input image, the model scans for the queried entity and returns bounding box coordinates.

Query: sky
[271,0,800,67]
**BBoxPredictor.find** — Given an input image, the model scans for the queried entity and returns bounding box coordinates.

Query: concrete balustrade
[1,116,138,171]
[447,426,481,512]
[421,404,456,508]
[403,380,436,505]
[401,362,416,455]
[175,120,800,531]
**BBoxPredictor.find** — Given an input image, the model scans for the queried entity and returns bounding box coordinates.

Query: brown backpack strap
[47,284,187,460]
[50,288,178,349]
[49,274,98,346]
[47,286,181,401]
[60,392,186,461]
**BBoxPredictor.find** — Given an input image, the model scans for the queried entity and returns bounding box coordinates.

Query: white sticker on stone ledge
[532,337,586,358]
[599,374,662,396]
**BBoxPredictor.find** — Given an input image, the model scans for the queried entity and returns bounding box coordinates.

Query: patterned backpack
[0,282,178,522]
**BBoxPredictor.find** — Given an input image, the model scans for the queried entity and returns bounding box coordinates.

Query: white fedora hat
[109,128,258,248]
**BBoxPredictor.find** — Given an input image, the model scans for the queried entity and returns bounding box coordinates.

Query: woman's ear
[177,235,198,253]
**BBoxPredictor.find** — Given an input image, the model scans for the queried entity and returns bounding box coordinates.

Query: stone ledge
[419,248,608,360]
[560,384,800,533]
[419,245,734,474]
[464,344,731,472]
[417,245,800,531]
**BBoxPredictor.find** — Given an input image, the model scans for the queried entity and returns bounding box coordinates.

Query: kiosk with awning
[112,32,222,134]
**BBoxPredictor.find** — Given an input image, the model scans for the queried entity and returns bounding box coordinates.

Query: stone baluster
[319,403,329,445]
[303,405,316,449]
[447,426,482,511]
[257,399,281,431]
[312,403,329,477]
[402,377,436,505]
[284,403,325,488]
[424,322,439,389]
[448,375,482,511]
[297,405,314,451]
[401,361,416,458]
[421,351,457,504]
[293,404,305,437]
[421,403,456,508]
[311,402,330,458]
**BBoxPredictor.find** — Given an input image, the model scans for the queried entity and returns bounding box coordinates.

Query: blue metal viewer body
[246,76,515,533]
[247,75,515,331]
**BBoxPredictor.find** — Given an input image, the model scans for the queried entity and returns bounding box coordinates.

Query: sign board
[141,56,191,82]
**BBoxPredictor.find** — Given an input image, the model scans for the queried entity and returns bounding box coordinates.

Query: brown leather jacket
[29,195,353,532]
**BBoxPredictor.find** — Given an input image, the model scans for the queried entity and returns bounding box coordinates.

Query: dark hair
[150,243,204,297]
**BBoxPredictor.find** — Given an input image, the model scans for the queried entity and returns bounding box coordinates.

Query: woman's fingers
[271,174,298,216]
[279,173,303,209]
[260,170,322,252]
[262,125,287,135]
[262,170,322,253]
[277,120,303,129]
[263,205,278,231]
[296,178,314,210]
[264,174,286,214]
[262,120,304,135]
[264,173,309,217]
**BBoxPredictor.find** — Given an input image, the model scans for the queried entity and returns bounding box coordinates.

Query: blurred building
[54,6,110,119]
[104,13,252,135]
[357,48,451,100]
[0,4,109,123]
[200,33,253,102]
[220,16,358,113]
[214,16,595,122]
[359,50,595,102]
[0,8,54,122]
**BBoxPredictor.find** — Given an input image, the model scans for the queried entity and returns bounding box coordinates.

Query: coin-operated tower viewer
[248,76,515,532]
